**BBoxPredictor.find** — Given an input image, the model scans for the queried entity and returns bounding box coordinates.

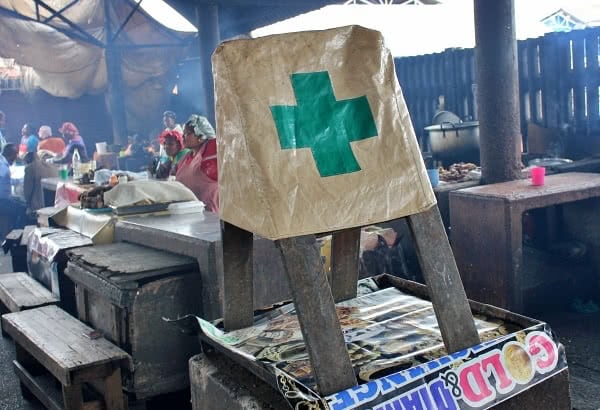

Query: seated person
[155,130,188,179]
[0,144,26,239]
[120,133,153,172]
[176,115,219,212]
[53,122,89,164]
[23,151,58,213]
[163,111,183,133]
[37,125,65,155]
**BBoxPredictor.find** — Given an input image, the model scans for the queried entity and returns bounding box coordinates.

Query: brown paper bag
[214,25,435,240]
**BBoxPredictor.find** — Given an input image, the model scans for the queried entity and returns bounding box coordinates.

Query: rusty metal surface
[115,212,291,320]
[433,179,480,234]
[118,212,222,243]
[453,172,600,202]
[450,172,600,312]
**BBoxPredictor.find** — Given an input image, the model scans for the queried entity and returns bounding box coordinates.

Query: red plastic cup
[530,166,546,186]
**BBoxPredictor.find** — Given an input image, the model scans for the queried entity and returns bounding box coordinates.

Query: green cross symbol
[270,71,378,177]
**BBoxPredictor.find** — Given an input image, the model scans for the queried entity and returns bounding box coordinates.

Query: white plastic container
[72,148,81,180]
[167,200,205,215]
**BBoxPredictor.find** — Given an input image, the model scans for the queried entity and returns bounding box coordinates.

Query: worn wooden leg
[406,206,480,353]
[277,235,356,396]
[330,228,361,302]
[103,366,126,410]
[62,383,84,410]
[75,284,88,323]
[221,221,254,330]
[15,343,44,376]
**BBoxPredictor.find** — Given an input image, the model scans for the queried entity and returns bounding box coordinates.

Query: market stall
[179,25,571,410]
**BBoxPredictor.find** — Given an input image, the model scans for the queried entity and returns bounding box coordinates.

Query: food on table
[438,162,479,182]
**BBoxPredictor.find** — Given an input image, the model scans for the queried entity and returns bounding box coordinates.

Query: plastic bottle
[72,148,81,180]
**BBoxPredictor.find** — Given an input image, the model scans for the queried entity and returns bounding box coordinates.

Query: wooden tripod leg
[277,235,357,396]
[407,205,480,353]
[330,227,361,302]
[221,221,254,330]
[62,383,84,410]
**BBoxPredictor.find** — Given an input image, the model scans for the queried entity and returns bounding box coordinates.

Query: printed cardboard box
[181,275,568,410]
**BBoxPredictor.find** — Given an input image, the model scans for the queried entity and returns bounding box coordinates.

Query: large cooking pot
[424,121,480,162]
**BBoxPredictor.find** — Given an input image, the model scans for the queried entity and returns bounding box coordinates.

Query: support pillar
[104,0,128,145]
[474,0,521,184]
[196,4,220,125]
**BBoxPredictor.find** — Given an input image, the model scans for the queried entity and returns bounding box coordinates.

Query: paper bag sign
[214,25,435,240]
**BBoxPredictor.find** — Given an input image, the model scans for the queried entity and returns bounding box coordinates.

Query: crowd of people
[0,109,220,240]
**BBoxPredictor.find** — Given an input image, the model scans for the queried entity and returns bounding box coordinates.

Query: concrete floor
[0,254,599,409]
[0,253,43,410]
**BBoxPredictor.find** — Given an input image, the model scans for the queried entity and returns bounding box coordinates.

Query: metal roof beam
[42,0,79,24]
[112,0,143,42]
[0,5,104,48]
[33,0,105,48]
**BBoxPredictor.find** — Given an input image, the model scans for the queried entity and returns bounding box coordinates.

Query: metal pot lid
[431,110,461,125]
[424,121,479,131]
[528,157,573,167]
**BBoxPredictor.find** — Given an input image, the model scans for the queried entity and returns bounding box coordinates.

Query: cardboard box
[187,275,569,409]
[27,227,93,315]
[49,205,116,244]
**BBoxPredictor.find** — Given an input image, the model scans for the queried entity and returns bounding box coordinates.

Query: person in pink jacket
[176,115,219,213]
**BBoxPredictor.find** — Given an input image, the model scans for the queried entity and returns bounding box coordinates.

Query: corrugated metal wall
[395,26,600,147]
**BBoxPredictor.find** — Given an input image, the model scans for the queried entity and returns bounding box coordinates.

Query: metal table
[450,172,600,312]
[115,212,290,320]
[41,177,93,208]
[41,177,63,207]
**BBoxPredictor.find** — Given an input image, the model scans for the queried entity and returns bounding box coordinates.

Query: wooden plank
[68,242,197,284]
[406,205,480,353]
[330,228,360,302]
[571,32,587,131]
[102,366,126,410]
[221,221,254,330]
[13,360,63,410]
[62,382,84,410]
[67,264,132,309]
[76,284,88,322]
[541,33,561,129]
[128,274,203,397]
[2,305,130,385]
[0,272,59,312]
[585,30,600,128]
[83,401,103,410]
[276,235,356,396]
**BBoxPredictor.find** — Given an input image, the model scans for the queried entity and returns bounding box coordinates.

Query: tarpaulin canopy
[0,0,194,136]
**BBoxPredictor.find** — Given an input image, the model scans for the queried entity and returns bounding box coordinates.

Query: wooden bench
[0,272,59,315]
[2,305,131,410]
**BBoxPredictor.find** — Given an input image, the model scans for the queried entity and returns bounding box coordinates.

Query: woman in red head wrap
[155,129,188,179]
[53,122,89,164]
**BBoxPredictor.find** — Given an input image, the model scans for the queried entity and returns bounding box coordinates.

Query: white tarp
[0,0,192,130]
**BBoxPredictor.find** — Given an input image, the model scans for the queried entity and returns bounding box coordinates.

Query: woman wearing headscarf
[37,125,66,155]
[53,122,89,164]
[176,115,219,212]
[155,129,188,179]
